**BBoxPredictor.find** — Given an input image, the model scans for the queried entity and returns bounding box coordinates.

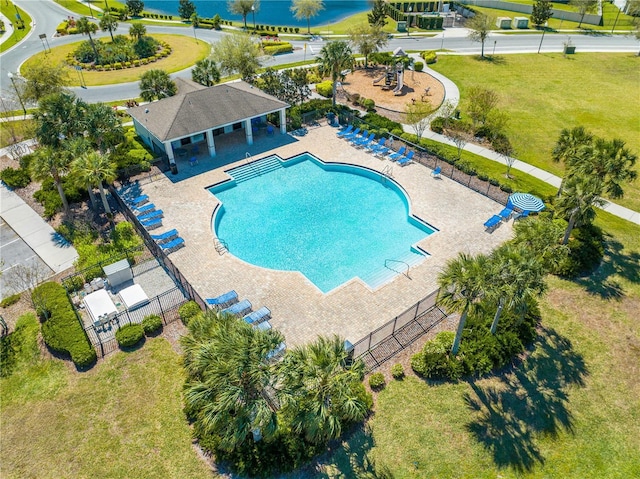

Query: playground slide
[393,70,404,95]
[372,73,386,85]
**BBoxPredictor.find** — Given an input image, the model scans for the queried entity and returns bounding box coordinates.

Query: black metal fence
[86,287,187,357]
[352,289,448,371]
[110,186,208,312]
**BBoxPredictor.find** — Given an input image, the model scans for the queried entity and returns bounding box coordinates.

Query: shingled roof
[128,81,290,142]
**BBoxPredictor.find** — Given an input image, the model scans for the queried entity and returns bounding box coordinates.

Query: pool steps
[228,156,283,183]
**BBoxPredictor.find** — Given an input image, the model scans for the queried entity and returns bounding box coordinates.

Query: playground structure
[373,63,406,96]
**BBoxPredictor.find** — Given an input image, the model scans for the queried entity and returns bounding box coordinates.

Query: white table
[84,289,118,326]
[119,284,149,310]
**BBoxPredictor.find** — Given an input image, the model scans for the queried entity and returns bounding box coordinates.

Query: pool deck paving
[133,124,513,348]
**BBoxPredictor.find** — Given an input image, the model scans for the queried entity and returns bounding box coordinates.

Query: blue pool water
[210,154,435,293]
[144,1,370,27]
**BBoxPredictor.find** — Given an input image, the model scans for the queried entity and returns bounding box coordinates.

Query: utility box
[496,17,511,29]
[513,17,529,29]
[103,259,133,289]
[397,20,407,32]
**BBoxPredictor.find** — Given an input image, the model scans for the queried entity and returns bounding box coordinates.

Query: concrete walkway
[402,59,640,226]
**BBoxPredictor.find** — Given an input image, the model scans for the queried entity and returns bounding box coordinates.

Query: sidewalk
[400,62,640,226]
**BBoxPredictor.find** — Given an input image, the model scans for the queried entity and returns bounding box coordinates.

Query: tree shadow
[310,424,395,479]
[576,235,640,300]
[463,326,588,473]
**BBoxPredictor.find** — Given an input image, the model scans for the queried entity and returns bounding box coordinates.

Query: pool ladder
[384,259,410,279]
[381,165,394,185]
[214,238,229,255]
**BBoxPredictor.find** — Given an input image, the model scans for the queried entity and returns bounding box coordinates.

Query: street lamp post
[611,5,623,33]
[407,6,412,37]
[7,72,27,118]
[86,0,94,18]
[251,4,256,31]
[537,22,548,54]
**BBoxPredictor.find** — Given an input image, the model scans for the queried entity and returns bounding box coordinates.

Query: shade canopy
[508,193,545,212]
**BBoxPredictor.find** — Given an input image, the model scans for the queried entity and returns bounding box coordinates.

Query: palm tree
[30,146,71,214]
[556,173,605,244]
[437,253,489,355]
[71,151,117,215]
[191,58,221,87]
[487,245,546,334]
[318,41,353,107]
[552,126,593,195]
[99,13,118,41]
[65,137,99,211]
[279,335,369,445]
[84,102,124,152]
[33,92,87,149]
[76,17,100,63]
[228,0,257,30]
[129,22,146,42]
[181,310,284,451]
[139,69,177,102]
[291,0,325,35]
[511,216,569,274]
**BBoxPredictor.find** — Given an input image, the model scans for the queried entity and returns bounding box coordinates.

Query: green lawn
[288,209,640,478]
[0,119,35,148]
[0,325,213,479]
[429,53,640,212]
[21,34,210,87]
[0,1,32,54]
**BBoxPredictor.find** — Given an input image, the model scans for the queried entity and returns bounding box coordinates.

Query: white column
[206,129,216,157]
[164,142,175,162]
[279,109,287,134]
[245,119,253,145]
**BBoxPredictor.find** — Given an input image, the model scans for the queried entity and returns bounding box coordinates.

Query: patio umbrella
[508,193,545,212]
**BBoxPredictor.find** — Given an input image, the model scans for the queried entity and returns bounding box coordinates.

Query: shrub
[262,41,293,55]
[391,363,405,380]
[556,223,605,277]
[0,167,31,189]
[1,293,21,308]
[429,116,445,134]
[414,61,424,72]
[362,112,402,132]
[361,98,375,111]
[115,323,145,348]
[421,50,437,64]
[411,331,462,380]
[368,372,386,390]
[315,80,333,98]
[142,314,163,335]
[68,27,78,34]
[33,282,96,368]
[56,21,69,34]
[179,300,202,325]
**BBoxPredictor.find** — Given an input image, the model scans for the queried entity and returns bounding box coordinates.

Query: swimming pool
[210,153,436,293]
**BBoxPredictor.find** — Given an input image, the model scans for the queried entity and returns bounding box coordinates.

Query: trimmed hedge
[1,293,21,308]
[420,50,437,64]
[115,323,145,348]
[33,282,96,368]
[315,80,333,98]
[369,372,386,390]
[261,41,293,55]
[142,314,163,335]
[414,61,424,72]
[178,301,202,325]
[391,363,405,380]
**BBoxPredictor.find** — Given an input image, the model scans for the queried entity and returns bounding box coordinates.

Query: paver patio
[129,124,513,347]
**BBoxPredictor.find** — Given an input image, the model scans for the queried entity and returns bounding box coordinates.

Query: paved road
[1,0,638,106]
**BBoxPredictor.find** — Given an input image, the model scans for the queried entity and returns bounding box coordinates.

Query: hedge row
[261,41,293,55]
[33,282,96,368]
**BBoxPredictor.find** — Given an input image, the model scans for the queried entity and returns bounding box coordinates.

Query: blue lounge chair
[221,299,252,317]
[336,125,353,137]
[134,203,155,214]
[388,146,406,162]
[137,209,163,221]
[349,130,368,145]
[498,207,513,221]
[243,306,271,326]
[373,145,390,157]
[159,237,184,254]
[367,138,386,152]
[398,150,415,166]
[513,210,530,220]
[151,228,179,244]
[342,127,361,141]
[206,290,237,309]
[255,320,272,331]
[355,132,375,148]
[431,166,442,178]
[141,217,162,230]
[127,194,148,206]
[266,341,286,360]
[483,215,502,231]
